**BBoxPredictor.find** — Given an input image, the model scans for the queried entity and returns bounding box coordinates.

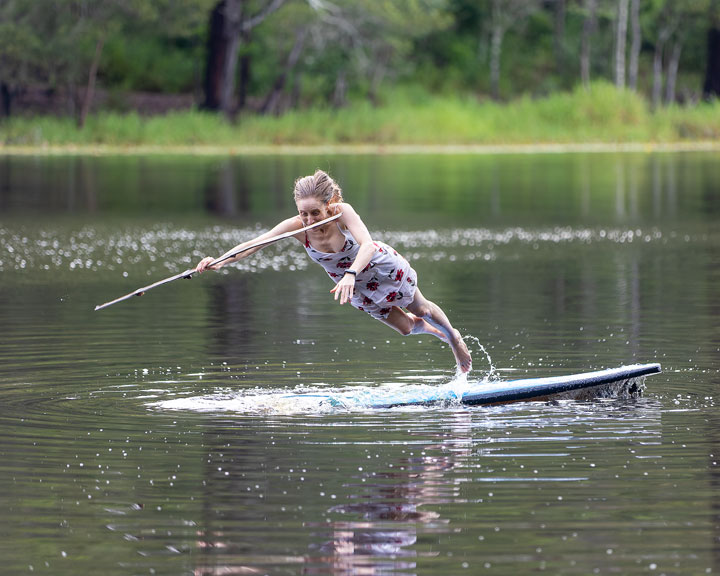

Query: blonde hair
[293,170,344,205]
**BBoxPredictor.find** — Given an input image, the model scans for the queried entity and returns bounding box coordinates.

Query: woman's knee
[382,308,414,335]
[408,300,432,319]
[406,289,433,318]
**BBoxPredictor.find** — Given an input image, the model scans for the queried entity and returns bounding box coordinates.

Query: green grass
[1,82,719,149]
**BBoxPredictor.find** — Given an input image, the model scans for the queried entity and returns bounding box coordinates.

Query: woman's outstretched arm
[195,215,303,273]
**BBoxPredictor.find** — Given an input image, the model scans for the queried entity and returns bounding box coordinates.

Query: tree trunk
[665,40,682,105]
[554,0,566,74]
[290,73,301,110]
[78,36,105,129]
[628,0,641,90]
[237,30,252,111]
[489,25,503,99]
[67,81,78,117]
[203,0,286,115]
[368,47,390,107]
[0,83,11,117]
[368,66,386,107]
[704,27,720,98]
[260,28,306,115]
[219,0,243,117]
[652,24,676,108]
[652,38,665,108]
[489,0,505,100]
[332,69,347,109]
[203,1,228,110]
[615,0,629,88]
[581,0,597,88]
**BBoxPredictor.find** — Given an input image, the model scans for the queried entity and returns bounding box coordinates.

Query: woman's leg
[405,288,472,373]
[380,306,449,341]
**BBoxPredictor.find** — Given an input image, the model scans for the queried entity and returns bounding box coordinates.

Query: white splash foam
[149,375,491,415]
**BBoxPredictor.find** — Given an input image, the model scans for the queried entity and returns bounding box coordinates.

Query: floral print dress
[304,226,418,320]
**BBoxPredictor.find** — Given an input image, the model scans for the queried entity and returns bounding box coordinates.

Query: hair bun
[294,170,344,204]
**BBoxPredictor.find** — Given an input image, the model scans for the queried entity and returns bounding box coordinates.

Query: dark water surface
[1,152,719,575]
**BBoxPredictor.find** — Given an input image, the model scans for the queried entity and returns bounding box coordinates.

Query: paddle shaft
[94,212,343,311]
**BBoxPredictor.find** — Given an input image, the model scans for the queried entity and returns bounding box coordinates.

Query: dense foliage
[1,0,719,124]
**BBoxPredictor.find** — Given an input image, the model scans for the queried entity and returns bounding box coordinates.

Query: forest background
[1,0,720,149]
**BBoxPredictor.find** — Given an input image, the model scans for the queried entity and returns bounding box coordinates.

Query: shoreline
[2,141,720,156]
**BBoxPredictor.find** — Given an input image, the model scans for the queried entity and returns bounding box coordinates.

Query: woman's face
[296,197,329,227]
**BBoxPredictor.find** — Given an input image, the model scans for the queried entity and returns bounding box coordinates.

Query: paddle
[94,212,343,311]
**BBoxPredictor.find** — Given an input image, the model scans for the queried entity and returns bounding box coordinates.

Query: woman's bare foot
[450,330,472,373]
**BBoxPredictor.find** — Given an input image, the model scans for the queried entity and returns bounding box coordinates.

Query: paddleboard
[280,363,661,409]
[456,363,659,407]
[153,364,661,414]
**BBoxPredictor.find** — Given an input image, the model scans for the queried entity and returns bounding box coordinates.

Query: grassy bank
[1,83,719,152]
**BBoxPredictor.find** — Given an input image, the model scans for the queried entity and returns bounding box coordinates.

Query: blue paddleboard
[153,364,661,414]
[455,363,659,407]
[282,363,661,409]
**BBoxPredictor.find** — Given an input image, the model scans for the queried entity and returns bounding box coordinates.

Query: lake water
[1,151,719,575]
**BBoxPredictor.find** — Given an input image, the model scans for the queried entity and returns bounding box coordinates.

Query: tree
[553,0,567,74]
[645,0,709,106]
[0,0,210,123]
[704,1,720,97]
[486,0,541,99]
[48,1,154,127]
[580,0,598,88]
[628,0,641,89]
[705,26,720,97]
[0,3,43,117]
[3,0,719,118]
[290,0,452,107]
[202,0,287,117]
[615,0,629,87]
[360,0,453,105]
[260,26,307,114]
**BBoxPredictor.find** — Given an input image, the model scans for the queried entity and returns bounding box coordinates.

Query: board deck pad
[152,363,661,413]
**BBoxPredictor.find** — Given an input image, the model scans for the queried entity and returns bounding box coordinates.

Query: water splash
[463,335,497,381]
[146,340,500,416]
[149,372,495,415]
[449,369,470,401]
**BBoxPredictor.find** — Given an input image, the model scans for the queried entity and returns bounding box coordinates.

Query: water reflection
[179,397,671,576]
[307,465,445,574]
[1,152,719,576]
[650,155,679,219]
[207,278,256,352]
[191,414,474,576]
[204,159,241,216]
[310,420,474,575]
[0,153,716,224]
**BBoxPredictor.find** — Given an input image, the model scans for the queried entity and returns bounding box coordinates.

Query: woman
[196,170,472,373]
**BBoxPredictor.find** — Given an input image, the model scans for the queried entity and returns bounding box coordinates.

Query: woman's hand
[196,256,220,274]
[330,273,355,305]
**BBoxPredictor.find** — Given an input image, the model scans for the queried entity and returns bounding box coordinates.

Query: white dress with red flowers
[304,226,418,320]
